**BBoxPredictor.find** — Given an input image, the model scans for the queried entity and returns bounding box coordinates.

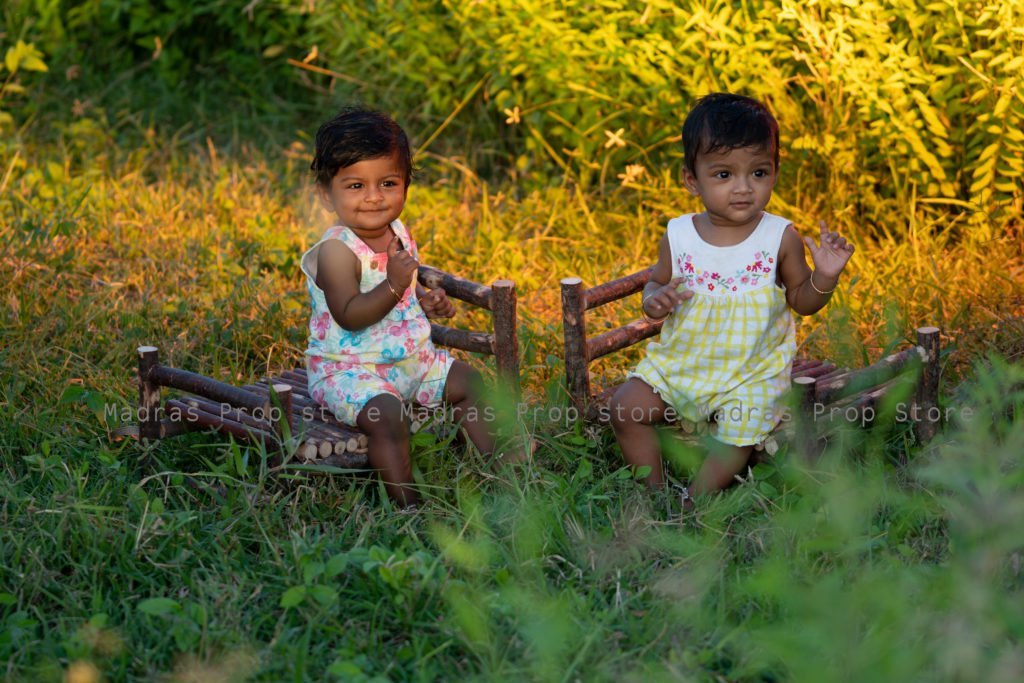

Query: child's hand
[804,221,854,279]
[419,287,455,319]
[643,277,693,319]
[386,235,419,291]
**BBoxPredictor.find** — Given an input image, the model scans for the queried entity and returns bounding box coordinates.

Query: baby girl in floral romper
[301,107,499,506]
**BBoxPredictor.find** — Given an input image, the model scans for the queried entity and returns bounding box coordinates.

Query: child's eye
[753,169,769,178]
[382,180,398,187]
[347,183,363,190]
[715,171,731,179]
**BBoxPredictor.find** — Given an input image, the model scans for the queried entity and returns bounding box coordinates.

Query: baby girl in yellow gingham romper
[608,93,855,502]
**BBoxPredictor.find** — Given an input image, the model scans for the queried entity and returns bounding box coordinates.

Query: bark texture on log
[418,265,492,309]
[914,326,942,445]
[584,267,654,310]
[491,279,520,393]
[561,278,590,411]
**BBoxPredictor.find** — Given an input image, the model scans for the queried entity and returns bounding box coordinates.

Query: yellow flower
[603,128,626,149]
[504,106,521,125]
[65,661,101,683]
[617,163,646,185]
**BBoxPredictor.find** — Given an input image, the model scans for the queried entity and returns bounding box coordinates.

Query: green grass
[2,99,1024,681]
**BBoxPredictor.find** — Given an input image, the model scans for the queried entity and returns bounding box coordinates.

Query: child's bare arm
[640,233,692,320]
[778,222,854,316]
[316,237,415,330]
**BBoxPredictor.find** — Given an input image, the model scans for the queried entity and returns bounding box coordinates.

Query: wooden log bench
[560,268,942,457]
[130,266,519,469]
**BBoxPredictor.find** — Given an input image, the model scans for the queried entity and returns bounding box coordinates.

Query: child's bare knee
[358,395,410,435]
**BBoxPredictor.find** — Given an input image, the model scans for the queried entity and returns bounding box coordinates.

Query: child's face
[318,152,408,234]
[683,145,777,229]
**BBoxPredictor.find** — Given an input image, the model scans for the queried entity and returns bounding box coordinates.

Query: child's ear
[316,184,334,211]
[682,168,699,195]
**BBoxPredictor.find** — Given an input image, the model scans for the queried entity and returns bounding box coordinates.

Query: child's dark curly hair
[311,107,413,187]
[682,93,779,174]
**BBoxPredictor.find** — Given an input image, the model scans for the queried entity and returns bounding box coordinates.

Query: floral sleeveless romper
[300,220,453,425]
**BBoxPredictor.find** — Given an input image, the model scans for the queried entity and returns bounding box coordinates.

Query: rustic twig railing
[131,266,520,467]
[560,270,942,452]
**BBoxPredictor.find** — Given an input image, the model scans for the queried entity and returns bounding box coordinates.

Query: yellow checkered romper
[631,212,796,446]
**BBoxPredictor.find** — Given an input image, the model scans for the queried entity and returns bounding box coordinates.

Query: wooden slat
[165,398,276,448]
[816,346,923,406]
[583,267,653,310]
[586,318,663,361]
[418,265,492,309]
[430,324,494,355]
[150,365,267,413]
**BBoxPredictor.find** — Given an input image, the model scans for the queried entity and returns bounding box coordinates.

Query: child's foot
[493,436,538,467]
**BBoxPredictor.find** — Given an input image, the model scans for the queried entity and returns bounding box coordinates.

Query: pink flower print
[753,260,762,271]
[308,356,323,374]
[313,312,332,340]
[417,390,431,404]
[685,262,694,273]
[313,387,325,404]
[732,286,737,291]
[708,283,715,291]
[741,276,749,284]
[696,277,704,285]
[710,272,719,280]
[746,265,751,271]
[389,325,403,336]
[404,338,417,353]
[727,277,734,284]
[768,257,774,263]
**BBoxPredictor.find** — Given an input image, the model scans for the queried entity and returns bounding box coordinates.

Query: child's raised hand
[419,287,455,319]
[642,277,694,319]
[804,221,854,279]
[386,235,419,291]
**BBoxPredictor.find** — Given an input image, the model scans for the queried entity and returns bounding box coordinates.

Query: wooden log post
[561,277,590,413]
[914,326,942,445]
[793,376,819,459]
[137,346,162,441]
[491,279,520,395]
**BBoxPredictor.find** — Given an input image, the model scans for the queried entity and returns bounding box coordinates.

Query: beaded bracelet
[809,272,836,295]
[641,294,668,323]
[385,278,403,300]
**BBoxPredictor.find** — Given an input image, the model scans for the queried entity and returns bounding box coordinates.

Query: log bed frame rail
[560,269,942,450]
[133,266,519,468]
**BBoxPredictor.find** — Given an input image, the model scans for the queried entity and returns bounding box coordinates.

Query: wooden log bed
[560,268,942,458]
[129,266,520,468]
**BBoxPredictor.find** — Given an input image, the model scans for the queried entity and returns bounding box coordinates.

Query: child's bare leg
[608,378,672,487]
[441,360,500,458]
[690,442,754,496]
[356,394,416,506]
